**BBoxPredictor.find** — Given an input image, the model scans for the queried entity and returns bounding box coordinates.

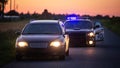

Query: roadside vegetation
[101,18,120,36]
[0,20,28,67]
[0,20,28,32]
[0,30,16,66]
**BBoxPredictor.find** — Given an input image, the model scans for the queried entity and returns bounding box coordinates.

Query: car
[94,22,104,41]
[15,20,69,60]
[64,19,96,47]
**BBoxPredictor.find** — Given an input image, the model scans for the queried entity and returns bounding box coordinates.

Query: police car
[94,22,104,41]
[64,17,96,47]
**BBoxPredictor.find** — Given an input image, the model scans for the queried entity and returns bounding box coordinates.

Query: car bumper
[69,36,95,46]
[70,39,95,46]
[16,47,65,56]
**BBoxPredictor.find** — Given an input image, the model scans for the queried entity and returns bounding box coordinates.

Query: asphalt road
[2,28,120,68]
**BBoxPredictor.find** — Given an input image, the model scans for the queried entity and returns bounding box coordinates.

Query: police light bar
[66,14,80,20]
[67,17,77,20]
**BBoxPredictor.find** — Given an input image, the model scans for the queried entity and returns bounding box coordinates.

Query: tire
[59,55,65,60]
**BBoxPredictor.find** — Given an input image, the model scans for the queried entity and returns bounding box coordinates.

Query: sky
[5,0,120,16]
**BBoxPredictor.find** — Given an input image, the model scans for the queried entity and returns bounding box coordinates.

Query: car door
[94,22,104,41]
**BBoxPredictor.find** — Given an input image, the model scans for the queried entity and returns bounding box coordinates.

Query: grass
[0,30,17,67]
[0,20,28,32]
[0,20,28,67]
[101,19,120,36]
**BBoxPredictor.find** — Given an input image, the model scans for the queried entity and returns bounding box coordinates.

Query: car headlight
[50,41,61,47]
[88,32,95,37]
[17,41,28,47]
[88,40,94,45]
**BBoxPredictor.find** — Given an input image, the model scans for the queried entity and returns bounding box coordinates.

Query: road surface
[2,28,120,68]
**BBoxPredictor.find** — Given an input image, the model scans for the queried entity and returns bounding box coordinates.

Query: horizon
[5,0,120,17]
[5,9,120,18]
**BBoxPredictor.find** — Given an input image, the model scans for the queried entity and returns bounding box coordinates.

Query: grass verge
[0,30,17,67]
[0,20,28,67]
[101,19,120,36]
[0,20,28,32]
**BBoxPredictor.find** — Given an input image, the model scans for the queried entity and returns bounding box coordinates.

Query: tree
[41,9,52,19]
[0,0,8,18]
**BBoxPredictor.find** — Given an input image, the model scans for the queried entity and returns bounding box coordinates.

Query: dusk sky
[5,0,120,16]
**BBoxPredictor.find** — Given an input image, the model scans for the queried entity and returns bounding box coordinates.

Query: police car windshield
[22,23,62,35]
[65,20,92,29]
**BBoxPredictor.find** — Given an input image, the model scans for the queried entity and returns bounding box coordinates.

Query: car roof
[30,20,60,23]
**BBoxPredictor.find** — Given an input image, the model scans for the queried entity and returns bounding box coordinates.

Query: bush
[0,30,17,67]
[101,19,120,36]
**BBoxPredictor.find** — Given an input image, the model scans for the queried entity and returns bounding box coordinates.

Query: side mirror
[15,31,21,35]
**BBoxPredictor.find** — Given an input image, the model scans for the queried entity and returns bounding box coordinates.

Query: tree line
[0,0,120,22]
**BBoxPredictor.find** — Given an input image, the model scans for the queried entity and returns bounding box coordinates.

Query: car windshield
[65,20,92,29]
[22,23,62,35]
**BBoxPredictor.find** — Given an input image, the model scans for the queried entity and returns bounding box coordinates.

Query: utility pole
[16,4,18,11]
[10,0,12,11]
[14,0,15,10]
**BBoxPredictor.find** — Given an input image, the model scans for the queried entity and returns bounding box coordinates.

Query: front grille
[69,32,86,44]
[29,42,49,48]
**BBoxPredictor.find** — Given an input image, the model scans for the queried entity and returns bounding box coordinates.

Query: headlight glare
[88,32,95,37]
[89,40,94,45]
[50,41,61,47]
[18,42,28,47]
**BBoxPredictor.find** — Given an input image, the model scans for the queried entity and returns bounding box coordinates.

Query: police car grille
[69,33,86,44]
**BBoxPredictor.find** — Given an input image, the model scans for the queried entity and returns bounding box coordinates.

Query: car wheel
[59,55,65,60]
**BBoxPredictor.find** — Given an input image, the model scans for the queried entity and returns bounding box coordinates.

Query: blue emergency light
[67,17,77,20]
[66,14,80,20]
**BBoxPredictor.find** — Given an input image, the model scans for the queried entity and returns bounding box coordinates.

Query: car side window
[94,22,102,29]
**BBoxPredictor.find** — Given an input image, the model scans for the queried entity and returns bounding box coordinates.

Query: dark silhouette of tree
[103,15,110,19]
[23,11,31,19]
[41,9,52,19]
[0,0,8,19]
[111,16,120,24]
[95,15,103,19]
[53,14,66,20]
[31,11,40,19]
[6,10,19,16]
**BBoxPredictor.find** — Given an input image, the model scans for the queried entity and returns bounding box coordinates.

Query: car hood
[17,35,63,42]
